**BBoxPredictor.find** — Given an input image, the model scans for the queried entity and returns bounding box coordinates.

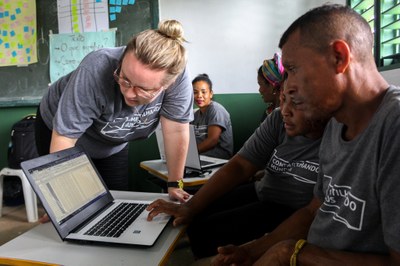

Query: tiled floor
[0,202,198,265]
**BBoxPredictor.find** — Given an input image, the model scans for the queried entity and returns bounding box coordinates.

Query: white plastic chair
[0,167,38,223]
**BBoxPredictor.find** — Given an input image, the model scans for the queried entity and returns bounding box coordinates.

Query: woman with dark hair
[258,53,285,122]
[148,80,329,259]
[191,73,233,159]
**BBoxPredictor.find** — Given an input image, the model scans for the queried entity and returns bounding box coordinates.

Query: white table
[140,159,220,187]
[0,191,185,266]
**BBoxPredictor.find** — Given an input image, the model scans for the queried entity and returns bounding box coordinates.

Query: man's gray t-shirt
[238,109,321,209]
[308,85,400,254]
[40,47,193,158]
[192,101,233,159]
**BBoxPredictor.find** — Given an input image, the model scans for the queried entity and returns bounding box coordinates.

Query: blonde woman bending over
[35,20,193,204]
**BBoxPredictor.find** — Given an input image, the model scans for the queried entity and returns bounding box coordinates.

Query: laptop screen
[28,152,107,224]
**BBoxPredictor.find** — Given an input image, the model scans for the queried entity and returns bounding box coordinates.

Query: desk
[0,191,185,266]
[140,159,220,187]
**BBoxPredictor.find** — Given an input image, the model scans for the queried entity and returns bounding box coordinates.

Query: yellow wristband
[167,179,184,189]
[290,239,307,266]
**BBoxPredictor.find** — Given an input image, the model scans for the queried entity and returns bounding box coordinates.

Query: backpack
[7,114,39,169]
[4,115,40,206]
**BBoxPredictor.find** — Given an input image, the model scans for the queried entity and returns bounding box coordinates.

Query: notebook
[20,147,170,247]
[155,124,228,173]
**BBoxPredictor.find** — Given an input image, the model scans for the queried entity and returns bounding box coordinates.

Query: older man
[212,4,400,265]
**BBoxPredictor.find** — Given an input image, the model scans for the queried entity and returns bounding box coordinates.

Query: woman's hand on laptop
[168,187,190,203]
[146,198,194,226]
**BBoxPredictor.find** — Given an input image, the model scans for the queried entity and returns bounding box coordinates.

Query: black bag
[7,114,40,169]
[4,115,40,206]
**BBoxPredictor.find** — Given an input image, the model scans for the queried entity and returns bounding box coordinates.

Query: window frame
[349,0,400,71]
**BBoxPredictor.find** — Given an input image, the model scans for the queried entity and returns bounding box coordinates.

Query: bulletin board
[0,0,159,107]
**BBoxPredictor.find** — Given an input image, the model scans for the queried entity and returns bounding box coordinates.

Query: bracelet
[167,179,184,189]
[290,239,307,266]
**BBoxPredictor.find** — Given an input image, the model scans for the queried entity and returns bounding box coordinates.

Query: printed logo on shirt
[194,125,208,138]
[267,149,318,184]
[320,175,366,231]
[100,104,161,139]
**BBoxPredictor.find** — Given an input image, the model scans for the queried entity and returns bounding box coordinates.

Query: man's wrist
[167,179,184,189]
[290,239,307,266]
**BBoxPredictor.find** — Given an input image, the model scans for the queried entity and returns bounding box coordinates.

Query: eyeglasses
[113,67,164,99]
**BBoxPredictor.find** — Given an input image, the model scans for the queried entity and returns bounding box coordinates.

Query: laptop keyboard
[84,202,147,238]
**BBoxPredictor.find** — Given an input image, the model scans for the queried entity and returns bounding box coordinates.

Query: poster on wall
[49,30,116,82]
[0,0,37,67]
[57,0,109,33]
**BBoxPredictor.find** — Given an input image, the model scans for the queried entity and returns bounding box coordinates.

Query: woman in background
[258,53,285,122]
[191,74,233,159]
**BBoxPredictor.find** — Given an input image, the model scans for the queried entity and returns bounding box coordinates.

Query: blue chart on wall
[0,0,158,107]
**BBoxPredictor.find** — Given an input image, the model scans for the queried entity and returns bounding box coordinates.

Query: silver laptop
[155,124,227,173]
[186,124,228,172]
[21,147,170,247]
[155,125,166,162]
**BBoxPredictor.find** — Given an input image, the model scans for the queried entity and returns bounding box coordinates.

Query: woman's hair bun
[158,19,186,44]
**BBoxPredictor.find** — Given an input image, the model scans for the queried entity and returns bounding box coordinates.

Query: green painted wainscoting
[0,93,265,192]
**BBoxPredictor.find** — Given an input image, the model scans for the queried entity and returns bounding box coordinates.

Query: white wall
[381,68,400,86]
[159,0,346,94]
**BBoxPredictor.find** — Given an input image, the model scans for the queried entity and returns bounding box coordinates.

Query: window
[350,0,400,70]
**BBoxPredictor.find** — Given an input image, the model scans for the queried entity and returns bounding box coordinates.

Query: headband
[261,53,285,88]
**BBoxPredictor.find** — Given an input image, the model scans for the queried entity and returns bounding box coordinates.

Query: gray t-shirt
[40,47,193,158]
[192,101,233,159]
[308,85,400,254]
[238,109,321,209]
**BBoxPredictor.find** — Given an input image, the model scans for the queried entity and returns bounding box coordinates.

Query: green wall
[0,93,265,192]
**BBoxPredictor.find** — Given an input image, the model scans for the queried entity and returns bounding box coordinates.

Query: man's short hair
[279,4,373,62]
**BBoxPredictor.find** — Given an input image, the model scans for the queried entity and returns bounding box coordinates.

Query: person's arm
[213,197,400,266]
[212,197,320,265]
[255,240,400,266]
[147,153,260,225]
[197,125,222,153]
[160,116,191,203]
[184,154,258,213]
[50,130,77,153]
